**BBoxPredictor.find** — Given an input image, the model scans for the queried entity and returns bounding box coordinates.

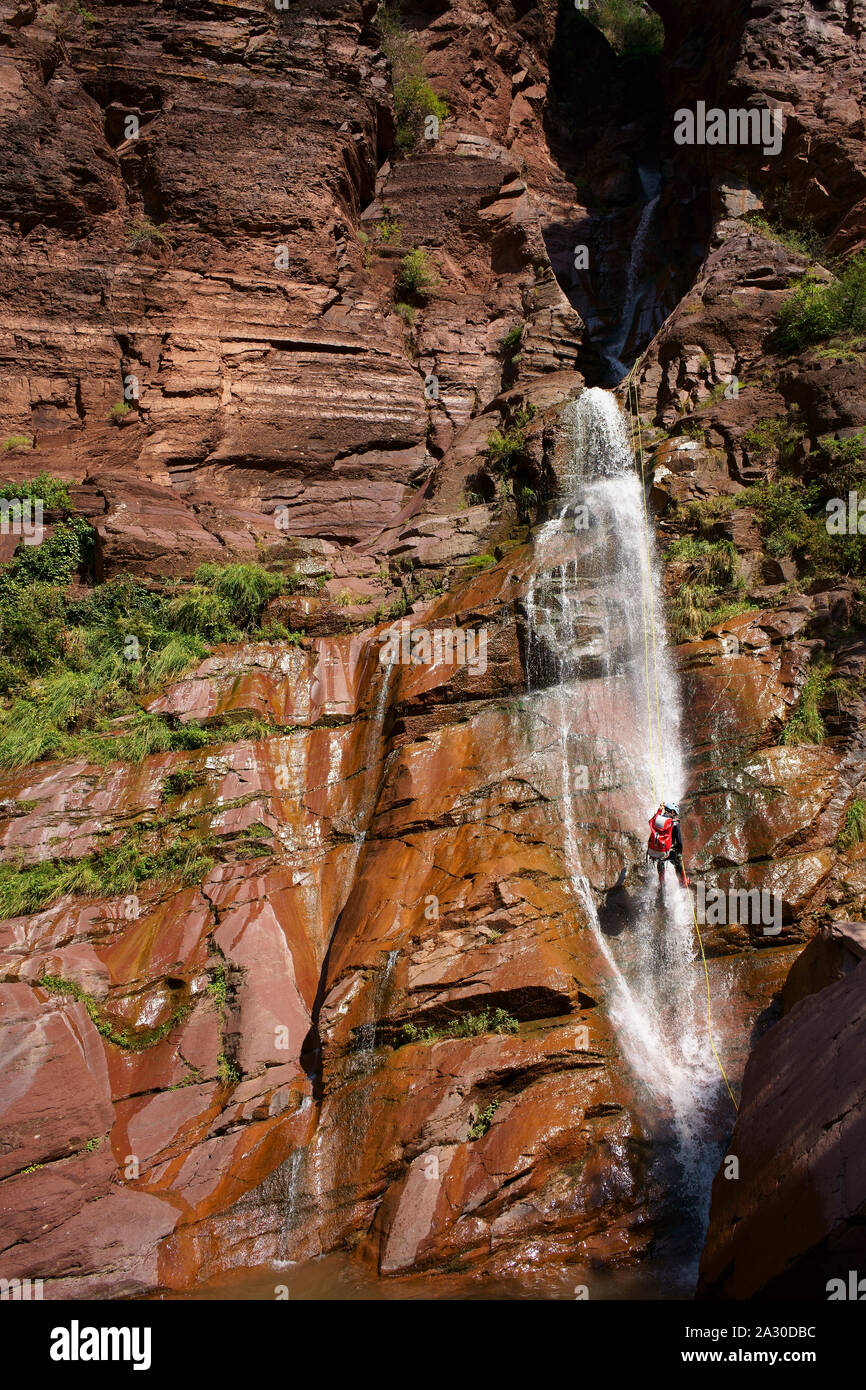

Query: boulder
[698,935,866,1299]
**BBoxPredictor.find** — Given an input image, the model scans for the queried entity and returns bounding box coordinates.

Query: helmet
[664,801,679,817]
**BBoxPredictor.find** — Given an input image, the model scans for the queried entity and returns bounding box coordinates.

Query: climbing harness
[624,369,739,1116]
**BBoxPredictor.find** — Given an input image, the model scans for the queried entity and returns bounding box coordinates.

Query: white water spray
[526,387,725,1228]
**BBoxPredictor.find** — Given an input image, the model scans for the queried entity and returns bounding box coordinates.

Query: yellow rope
[625,372,738,1115]
[686,885,739,1112]
[629,377,664,764]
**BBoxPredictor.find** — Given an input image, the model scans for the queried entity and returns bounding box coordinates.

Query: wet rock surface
[1,0,866,1300]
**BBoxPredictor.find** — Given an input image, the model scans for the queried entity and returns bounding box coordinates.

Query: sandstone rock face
[0,529,787,1295]
[629,3,866,1300]
[0,0,584,566]
[698,940,866,1299]
[652,0,866,250]
[1,0,866,1302]
[630,209,866,967]
[781,920,866,1013]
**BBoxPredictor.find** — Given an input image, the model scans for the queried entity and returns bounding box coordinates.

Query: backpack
[647,809,674,859]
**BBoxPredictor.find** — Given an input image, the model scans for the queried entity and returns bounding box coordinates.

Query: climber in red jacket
[646,801,689,887]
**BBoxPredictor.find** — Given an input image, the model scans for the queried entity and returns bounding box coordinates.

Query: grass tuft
[782,659,831,746]
[0,826,217,920]
[397,1006,519,1047]
[836,799,866,850]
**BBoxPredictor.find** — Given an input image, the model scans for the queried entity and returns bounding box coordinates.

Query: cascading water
[526,387,727,1270]
[606,168,661,380]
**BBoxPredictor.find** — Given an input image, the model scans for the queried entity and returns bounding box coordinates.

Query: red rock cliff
[1,0,865,1298]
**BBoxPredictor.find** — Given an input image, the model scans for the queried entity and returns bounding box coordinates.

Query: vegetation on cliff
[378,3,449,153]
[397,1006,519,1047]
[0,520,302,769]
[676,455,866,581]
[0,812,274,918]
[586,0,664,57]
[0,822,216,918]
[664,536,754,642]
[777,253,866,352]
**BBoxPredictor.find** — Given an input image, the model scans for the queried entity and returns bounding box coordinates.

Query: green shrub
[147,633,209,684]
[393,75,448,152]
[665,536,751,642]
[461,553,496,572]
[207,963,229,1010]
[453,1007,519,1037]
[468,1099,500,1140]
[501,324,524,354]
[0,472,71,511]
[486,429,525,472]
[397,1006,519,1047]
[777,254,866,352]
[485,405,537,477]
[395,249,438,299]
[668,583,716,643]
[126,218,171,249]
[0,826,217,919]
[782,659,831,745]
[207,561,284,626]
[376,215,402,245]
[218,1051,241,1085]
[164,589,237,642]
[742,413,801,467]
[743,212,824,261]
[379,3,449,153]
[0,561,295,770]
[166,563,284,642]
[161,769,202,800]
[665,535,715,562]
[665,536,740,588]
[0,584,69,682]
[517,486,537,522]
[680,494,741,532]
[587,0,664,56]
[668,589,755,644]
[813,339,866,364]
[810,430,866,496]
[2,435,31,452]
[0,516,93,589]
[747,480,812,559]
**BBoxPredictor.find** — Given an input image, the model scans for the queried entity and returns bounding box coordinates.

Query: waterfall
[273,1146,307,1258]
[352,949,399,1055]
[525,387,726,1257]
[606,167,661,380]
